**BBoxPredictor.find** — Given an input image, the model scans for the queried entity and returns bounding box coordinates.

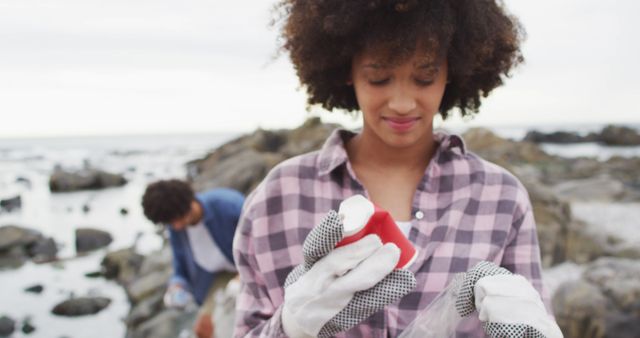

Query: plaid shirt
[233,129,547,338]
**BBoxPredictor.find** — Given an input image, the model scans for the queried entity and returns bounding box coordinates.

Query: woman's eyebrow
[362,63,388,70]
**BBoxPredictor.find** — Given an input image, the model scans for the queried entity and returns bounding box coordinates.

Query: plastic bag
[398,273,465,338]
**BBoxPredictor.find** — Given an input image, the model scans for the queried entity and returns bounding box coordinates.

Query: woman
[233,1,559,337]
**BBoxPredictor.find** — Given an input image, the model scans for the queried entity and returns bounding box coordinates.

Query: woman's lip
[382,117,420,132]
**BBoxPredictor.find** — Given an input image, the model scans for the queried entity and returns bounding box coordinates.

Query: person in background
[142,179,244,338]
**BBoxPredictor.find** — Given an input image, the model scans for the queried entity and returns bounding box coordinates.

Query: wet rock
[21,319,35,334]
[24,284,44,294]
[75,228,113,253]
[553,258,640,338]
[0,195,21,212]
[125,291,164,327]
[127,269,172,304]
[85,271,102,278]
[101,248,145,284]
[29,237,58,263]
[188,117,338,194]
[82,204,91,213]
[51,297,111,317]
[599,125,640,146]
[49,168,127,192]
[0,315,15,336]
[120,208,129,216]
[524,130,595,144]
[126,308,196,338]
[0,225,58,269]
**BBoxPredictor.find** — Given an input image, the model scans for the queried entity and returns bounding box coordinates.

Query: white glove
[475,274,563,338]
[163,284,193,309]
[281,210,416,338]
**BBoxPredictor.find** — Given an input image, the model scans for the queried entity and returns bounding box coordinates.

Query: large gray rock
[101,248,145,284]
[0,315,15,336]
[188,117,338,195]
[0,225,58,268]
[49,167,127,192]
[51,297,112,317]
[553,258,640,338]
[599,125,640,146]
[75,228,113,253]
[127,269,172,304]
[126,308,196,338]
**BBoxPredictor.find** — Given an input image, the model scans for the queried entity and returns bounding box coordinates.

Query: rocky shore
[2,120,638,338]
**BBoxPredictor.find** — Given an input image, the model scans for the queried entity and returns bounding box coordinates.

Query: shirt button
[415,211,424,220]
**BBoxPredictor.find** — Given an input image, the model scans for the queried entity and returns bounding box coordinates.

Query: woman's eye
[415,78,434,86]
[369,78,390,86]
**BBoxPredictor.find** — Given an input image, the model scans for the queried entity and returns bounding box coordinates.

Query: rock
[599,125,640,146]
[120,208,129,216]
[28,237,58,263]
[127,269,172,304]
[0,195,21,212]
[49,168,127,192]
[126,308,196,338]
[552,176,626,202]
[24,284,44,294]
[75,228,113,253]
[21,319,35,334]
[553,258,640,338]
[0,225,41,251]
[101,248,145,284]
[0,225,58,268]
[188,117,338,194]
[51,297,111,317]
[125,292,164,327]
[84,271,102,278]
[82,204,91,213]
[524,130,594,144]
[0,315,15,336]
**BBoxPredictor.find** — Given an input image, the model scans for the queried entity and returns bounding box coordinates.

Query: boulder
[553,258,640,338]
[0,195,21,212]
[101,248,145,284]
[126,308,196,338]
[599,125,640,146]
[0,225,58,268]
[127,269,172,304]
[75,228,113,253]
[188,117,338,194]
[523,130,594,144]
[49,168,127,192]
[51,297,111,317]
[0,315,15,336]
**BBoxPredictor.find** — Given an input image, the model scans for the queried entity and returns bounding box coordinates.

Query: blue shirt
[168,188,244,305]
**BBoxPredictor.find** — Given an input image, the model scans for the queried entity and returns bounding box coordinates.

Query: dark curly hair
[141,179,195,224]
[276,0,525,119]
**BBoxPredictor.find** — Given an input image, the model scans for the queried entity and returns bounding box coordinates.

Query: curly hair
[141,179,194,224]
[276,0,525,119]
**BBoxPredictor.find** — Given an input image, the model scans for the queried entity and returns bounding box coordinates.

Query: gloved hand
[281,210,416,338]
[455,262,563,338]
[163,283,193,309]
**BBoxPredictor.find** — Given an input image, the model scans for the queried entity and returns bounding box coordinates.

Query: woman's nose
[387,88,417,114]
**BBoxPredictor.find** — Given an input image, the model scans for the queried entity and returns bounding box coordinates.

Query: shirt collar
[316,128,467,176]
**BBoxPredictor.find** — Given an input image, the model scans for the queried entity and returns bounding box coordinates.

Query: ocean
[0,124,638,338]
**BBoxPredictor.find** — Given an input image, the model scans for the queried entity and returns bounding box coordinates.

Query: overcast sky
[0,0,638,138]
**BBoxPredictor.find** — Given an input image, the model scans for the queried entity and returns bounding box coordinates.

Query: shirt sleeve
[168,228,190,288]
[500,196,551,310]
[232,207,288,338]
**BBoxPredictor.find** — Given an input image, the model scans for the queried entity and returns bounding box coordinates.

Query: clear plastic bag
[398,273,466,338]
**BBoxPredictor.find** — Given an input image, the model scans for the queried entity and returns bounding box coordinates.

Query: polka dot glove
[456,261,563,338]
[282,210,417,338]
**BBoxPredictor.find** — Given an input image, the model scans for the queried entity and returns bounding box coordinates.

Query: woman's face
[351,50,448,149]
